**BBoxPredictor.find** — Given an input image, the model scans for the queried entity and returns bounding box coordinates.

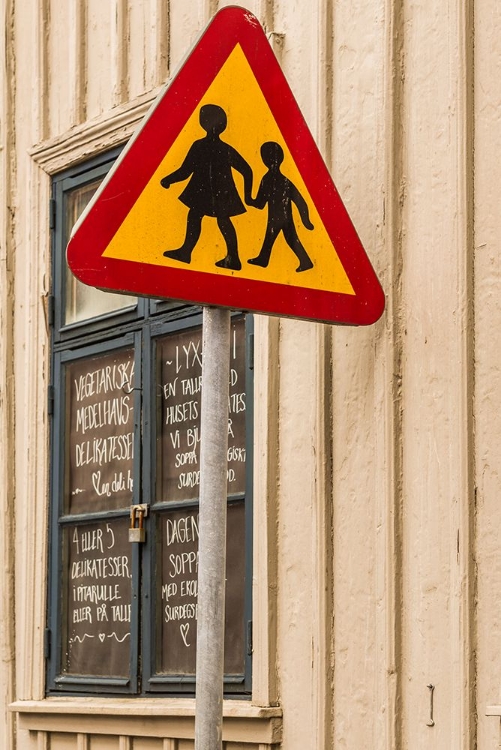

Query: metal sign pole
[195,305,231,750]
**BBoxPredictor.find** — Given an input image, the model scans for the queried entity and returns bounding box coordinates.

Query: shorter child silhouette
[248,141,314,273]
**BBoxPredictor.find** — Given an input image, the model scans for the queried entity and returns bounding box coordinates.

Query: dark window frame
[46,148,253,697]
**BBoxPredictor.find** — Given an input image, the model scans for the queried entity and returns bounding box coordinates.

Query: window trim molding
[20,106,160,704]
[11,699,283,745]
[23,95,279,709]
[251,314,280,707]
[29,88,161,176]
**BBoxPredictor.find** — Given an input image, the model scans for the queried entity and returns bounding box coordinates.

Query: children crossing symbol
[67,6,384,326]
[161,106,315,275]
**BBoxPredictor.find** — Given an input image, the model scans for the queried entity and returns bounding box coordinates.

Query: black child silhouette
[161,104,253,271]
[248,141,314,272]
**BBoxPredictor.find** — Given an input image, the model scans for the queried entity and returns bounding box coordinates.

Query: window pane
[156,501,246,676]
[64,180,135,325]
[61,517,132,678]
[64,348,135,514]
[155,318,247,503]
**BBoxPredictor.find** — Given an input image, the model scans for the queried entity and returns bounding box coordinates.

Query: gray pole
[195,306,231,750]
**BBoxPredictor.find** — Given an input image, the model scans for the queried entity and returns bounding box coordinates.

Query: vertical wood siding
[2,0,498,748]
[474,0,501,746]
[0,0,17,747]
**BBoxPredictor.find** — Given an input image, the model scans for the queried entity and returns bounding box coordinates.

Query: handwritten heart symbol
[92,471,101,493]
[180,623,190,647]
[99,633,106,643]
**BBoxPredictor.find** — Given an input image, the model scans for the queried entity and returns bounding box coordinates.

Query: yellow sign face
[103,44,354,296]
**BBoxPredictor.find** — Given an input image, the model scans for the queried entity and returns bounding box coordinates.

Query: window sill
[11,698,283,745]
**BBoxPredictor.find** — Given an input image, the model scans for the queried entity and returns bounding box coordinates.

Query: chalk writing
[66,349,135,514]
[75,396,132,434]
[156,318,247,503]
[73,361,133,401]
[157,503,246,676]
[63,518,132,678]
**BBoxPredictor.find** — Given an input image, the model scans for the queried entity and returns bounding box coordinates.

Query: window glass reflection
[64,180,135,325]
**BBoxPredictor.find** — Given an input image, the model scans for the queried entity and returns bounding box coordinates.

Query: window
[46,149,253,696]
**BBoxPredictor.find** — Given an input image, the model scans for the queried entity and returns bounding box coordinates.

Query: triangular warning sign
[67,6,384,326]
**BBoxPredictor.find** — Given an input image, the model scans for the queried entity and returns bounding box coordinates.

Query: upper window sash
[51,147,142,345]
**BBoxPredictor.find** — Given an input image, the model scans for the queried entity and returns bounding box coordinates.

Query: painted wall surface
[0,0,499,748]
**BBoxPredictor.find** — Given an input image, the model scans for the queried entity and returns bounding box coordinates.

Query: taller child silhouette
[161,104,253,271]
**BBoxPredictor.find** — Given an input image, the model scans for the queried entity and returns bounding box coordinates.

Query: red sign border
[67,6,385,326]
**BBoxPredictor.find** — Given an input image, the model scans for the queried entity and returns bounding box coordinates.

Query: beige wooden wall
[0,0,500,748]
